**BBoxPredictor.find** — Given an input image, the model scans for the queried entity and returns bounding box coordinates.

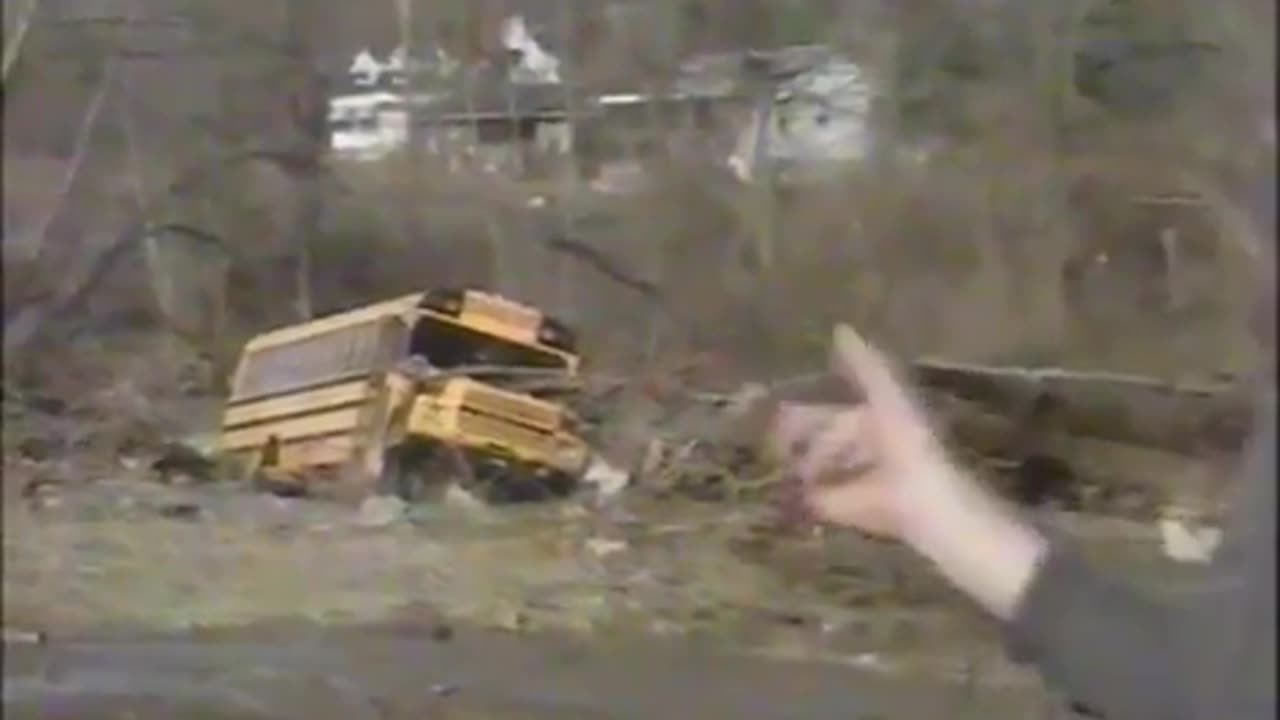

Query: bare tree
[271,0,331,320]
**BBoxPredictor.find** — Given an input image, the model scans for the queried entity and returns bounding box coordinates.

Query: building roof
[570,45,845,103]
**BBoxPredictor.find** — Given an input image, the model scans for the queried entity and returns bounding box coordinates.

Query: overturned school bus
[218,288,591,502]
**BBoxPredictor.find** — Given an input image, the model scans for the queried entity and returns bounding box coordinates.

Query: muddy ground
[2,445,1206,719]
[3,331,1217,718]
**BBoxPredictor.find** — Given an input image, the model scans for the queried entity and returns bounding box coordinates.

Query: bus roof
[240,288,579,359]
[242,293,422,353]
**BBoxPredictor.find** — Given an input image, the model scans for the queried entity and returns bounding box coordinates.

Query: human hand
[770,324,960,542]
[771,324,1049,618]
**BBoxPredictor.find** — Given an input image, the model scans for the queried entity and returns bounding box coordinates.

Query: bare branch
[3,143,309,364]
[2,0,42,83]
[544,235,664,301]
[12,57,117,261]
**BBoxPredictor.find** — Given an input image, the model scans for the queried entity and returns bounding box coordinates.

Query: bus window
[234,319,396,399]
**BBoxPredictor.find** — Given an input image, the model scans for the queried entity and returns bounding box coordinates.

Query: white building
[722,47,877,183]
[327,48,422,161]
[327,15,563,162]
[327,91,410,162]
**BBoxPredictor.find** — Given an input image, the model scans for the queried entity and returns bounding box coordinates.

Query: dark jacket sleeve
[1004,395,1276,720]
[1004,540,1193,719]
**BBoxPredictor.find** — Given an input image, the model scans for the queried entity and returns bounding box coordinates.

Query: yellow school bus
[218,288,590,502]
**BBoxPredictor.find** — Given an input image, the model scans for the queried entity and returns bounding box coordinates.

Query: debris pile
[563,357,1251,525]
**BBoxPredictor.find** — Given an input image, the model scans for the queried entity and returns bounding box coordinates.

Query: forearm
[901,466,1049,620]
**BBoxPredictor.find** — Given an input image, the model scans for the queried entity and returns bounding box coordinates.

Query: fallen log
[708,360,1252,457]
[908,358,1253,455]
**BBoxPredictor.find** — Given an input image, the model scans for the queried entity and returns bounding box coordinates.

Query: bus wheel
[476,462,570,504]
[260,476,307,498]
[250,437,305,497]
[541,470,579,498]
[376,441,447,503]
[251,466,307,497]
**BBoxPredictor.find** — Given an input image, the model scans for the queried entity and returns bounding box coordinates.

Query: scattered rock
[494,607,530,633]
[1069,700,1105,718]
[354,495,408,528]
[20,477,59,500]
[585,537,628,559]
[771,611,807,627]
[690,606,718,623]
[850,652,887,671]
[25,393,67,416]
[16,436,55,462]
[431,623,454,642]
[20,477,63,511]
[648,619,683,636]
[157,502,203,521]
[2,628,47,646]
[151,443,219,485]
[442,483,487,512]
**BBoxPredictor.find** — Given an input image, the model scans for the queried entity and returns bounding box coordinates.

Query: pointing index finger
[831,324,911,416]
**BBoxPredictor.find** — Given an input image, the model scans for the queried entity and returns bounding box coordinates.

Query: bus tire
[252,469,306,498]
[376,441,443,503]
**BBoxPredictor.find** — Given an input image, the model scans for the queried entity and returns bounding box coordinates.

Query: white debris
[442,483,488,513]
[3,629,46,646]
[722,382,769,420]
[581,456,630,498]
[175,433,221,457]
[585,537,628,559]
[849,652,886,671]
[638,438,666,479]
[1158,507,1223,564]
[353,495,407,528]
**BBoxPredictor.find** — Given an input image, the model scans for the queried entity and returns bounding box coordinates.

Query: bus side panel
[219,315,408,476]
[222,379,372,429]
[221,406,368,453]
[276,434,358,471]
[344,319,413,483]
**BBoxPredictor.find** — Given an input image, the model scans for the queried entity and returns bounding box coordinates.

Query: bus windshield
[408,316,569,371]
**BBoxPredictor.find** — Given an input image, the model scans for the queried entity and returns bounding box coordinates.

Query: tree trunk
[287,177,318,321]
[553,0,581,321]
[282,0,329,321]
